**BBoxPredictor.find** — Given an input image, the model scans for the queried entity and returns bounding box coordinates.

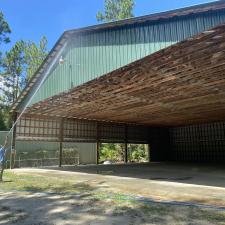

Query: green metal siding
[20,10,225,109]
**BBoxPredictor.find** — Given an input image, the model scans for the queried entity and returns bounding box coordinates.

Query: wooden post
[148,127,151,163]
[19,156,21,168]
[10,113,17,169]
[59,142,63,167]
[96,142,100,165]
[148,144,151,162]
[124,125,128,163]
[59,118,64,167]
[124,143,128,163]
[96,122,99,165]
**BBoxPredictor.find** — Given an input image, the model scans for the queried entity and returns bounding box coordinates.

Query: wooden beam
[59,118,64,167]
[96,122,100,165]
[124,125,128,163]
[148,128,151,163]
[96,142,100,165]
[148,144,151,162]
[10,113,17,169]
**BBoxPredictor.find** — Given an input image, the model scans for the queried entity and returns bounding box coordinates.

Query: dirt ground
[32,162,225,206]
[0,162,225,225]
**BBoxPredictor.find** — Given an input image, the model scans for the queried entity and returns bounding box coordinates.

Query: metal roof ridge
[65,0,225,34]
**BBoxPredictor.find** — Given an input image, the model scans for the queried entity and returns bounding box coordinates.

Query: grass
[1,170,225,224]
[1,171,94,194]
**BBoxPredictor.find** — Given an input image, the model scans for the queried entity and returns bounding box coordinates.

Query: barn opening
[98,143,149,164]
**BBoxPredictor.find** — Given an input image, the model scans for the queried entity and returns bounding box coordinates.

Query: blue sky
[1,0,216,52]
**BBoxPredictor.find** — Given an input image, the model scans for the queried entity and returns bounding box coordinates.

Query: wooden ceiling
[25,24,225,127]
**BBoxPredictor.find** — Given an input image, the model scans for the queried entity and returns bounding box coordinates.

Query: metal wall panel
[0,131,96,164]
[62,142,96,164]
[170,121,225,162]
[20,9,225,109]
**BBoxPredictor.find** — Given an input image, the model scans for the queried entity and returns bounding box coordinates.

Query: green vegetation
[1,41,25,104]
[1,171,83,194]
[99,143,124,162]
[96,0,135,22]
[99,143,148,163]
[0,11,48,130]
[128,144,148,162]
[0,11,11,48]
[0,38,48,129]
[0,110,7,130]
[23,36,48,81]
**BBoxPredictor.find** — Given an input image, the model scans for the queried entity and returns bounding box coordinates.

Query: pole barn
[11,1,225,165]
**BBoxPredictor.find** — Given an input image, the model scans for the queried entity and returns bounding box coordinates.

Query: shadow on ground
[1,186,225,225]
[47,162,225,188]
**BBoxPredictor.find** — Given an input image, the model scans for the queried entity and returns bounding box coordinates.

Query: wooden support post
[148,127,151,163]
[59,142,63,167]
[96,122,100,165]
[124,125,128,163]
[148,144,151,162]
[124,143,128,163]
[10,113,17,169]
[96,142,100,165]
[59,118,64,167]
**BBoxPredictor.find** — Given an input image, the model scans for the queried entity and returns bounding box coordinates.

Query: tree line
[0,12,48,130]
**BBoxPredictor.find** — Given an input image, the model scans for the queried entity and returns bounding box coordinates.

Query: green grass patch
[0,170,93,194]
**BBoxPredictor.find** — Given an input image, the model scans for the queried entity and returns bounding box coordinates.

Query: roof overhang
[11,0,225,113]
[24,23,225,127]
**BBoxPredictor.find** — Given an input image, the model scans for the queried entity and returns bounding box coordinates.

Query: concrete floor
[31,162,225,207]
[55,162,225,187]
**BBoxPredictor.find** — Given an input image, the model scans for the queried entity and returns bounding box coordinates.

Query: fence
[5,156,80,169]
[0,131,96,166]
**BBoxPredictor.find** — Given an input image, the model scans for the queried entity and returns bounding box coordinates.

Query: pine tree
[96,0,135,22]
